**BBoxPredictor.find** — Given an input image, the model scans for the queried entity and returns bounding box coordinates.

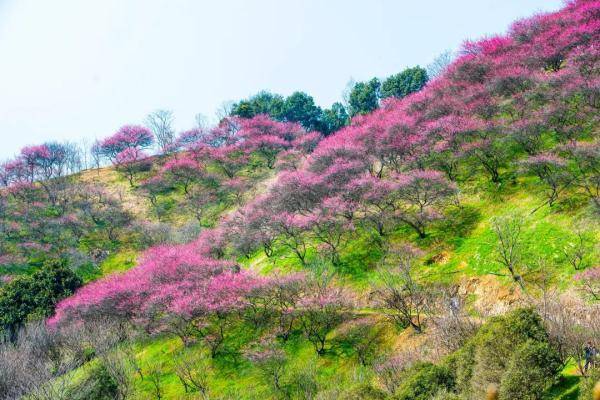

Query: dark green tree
[0,259,82,339]
[381,66,429,99]
[281,91,324,132]
[321,102,349,135]
[348,78,381,116]
[230,91,285,119]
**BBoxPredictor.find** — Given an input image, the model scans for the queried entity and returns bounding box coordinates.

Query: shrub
[498,340,562,400]
[393,362,455,400]
[67,362,120,400]
[0,259,82,338]
[447,308,558,399]
[339,384,387,400]
[578,368,600,400]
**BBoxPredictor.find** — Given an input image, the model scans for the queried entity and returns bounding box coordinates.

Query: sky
[0,0,564,160]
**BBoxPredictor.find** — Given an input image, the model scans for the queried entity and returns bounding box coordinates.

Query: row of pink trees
[227,168,458,266]
[49,230,354,357]
[133,115,321,221]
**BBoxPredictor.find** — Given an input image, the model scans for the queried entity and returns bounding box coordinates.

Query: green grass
[100,249,138,275]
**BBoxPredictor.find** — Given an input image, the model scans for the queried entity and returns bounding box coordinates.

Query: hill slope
[0,1,599,399]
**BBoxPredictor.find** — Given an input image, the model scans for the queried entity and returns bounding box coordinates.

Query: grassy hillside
[0,1,599,399]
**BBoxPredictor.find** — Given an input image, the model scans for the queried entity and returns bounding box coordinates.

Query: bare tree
[372,244,428,333]
[195,113,210,130]
[426,50,454,79]
[428,285,480,354]
[145,109,175,154]
[173,352,211,398]
[99,350,134,400]
[491,215,526,288]
[538,294,600,376]
[563,231,594,271]
[215,100,234,121]
[146,362,164,399]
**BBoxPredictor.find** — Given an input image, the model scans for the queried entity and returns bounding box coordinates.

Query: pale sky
[0,0,563,159]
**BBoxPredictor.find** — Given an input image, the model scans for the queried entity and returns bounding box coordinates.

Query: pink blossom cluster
[48,230,266,327]
[97,125,154,160]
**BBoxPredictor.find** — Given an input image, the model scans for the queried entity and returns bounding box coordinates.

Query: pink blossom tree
[98,125,154,161]
[160,156,205,194]
[392,170,458,238]
[113,147,151,187]
[521,154,571,207]
[298,270,353,355]
[563,141,600,209]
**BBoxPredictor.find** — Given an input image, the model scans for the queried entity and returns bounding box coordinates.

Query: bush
[431,389,461,400]
[393,362,455,400]
[444,308,562,400]
[578,368,600,400]
[67,362,119,400]
[498,340,561,400]
[339,384,387,400]
[0,259,82,338]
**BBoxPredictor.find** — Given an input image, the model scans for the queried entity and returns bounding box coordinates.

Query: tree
[230,91,285,119]
[145,110,175,154]
[491,215,526,288]
[113,147,151,187]
[97,125,154,161]
[521,154,570,207]
[563,141,600,210]
[281,91,324,132]
[160,156,204,194]
[538,294,600,377]
[184,186,217,225]
[270,213,312,265]
[392,170,458,238]
[348,78,381,116]
[308,197,355,265]
[139,176,169,220]
[298,269,353,355]
[321,102,349,135]
[0,259,82,339]
[380,66,428,99]
[426,50,454,79]
[461,134,510,184]
[575,267,600,301]
[337,318,386,366]
[173,352,211,398]
[244,336,288,395]
[372,244,428,333]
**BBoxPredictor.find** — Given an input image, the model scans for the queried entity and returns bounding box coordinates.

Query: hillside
[1,1,599,399]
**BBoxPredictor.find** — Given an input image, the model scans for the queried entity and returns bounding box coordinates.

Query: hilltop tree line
[229,65,429,135]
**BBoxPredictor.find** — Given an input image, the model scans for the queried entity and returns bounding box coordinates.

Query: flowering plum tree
[298,270,353,355]
[184,186,218,225]
[392,170,458,238]
[563,141,600,209]
[139,175,170,220]
[521,154,571,207]
[160,156,204,194]
[308,197,356,265]
[270,213,313,265]
[372,244,427,332]
[244,336,288,394]
[114,147,151,187]
[98,125,154,161]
